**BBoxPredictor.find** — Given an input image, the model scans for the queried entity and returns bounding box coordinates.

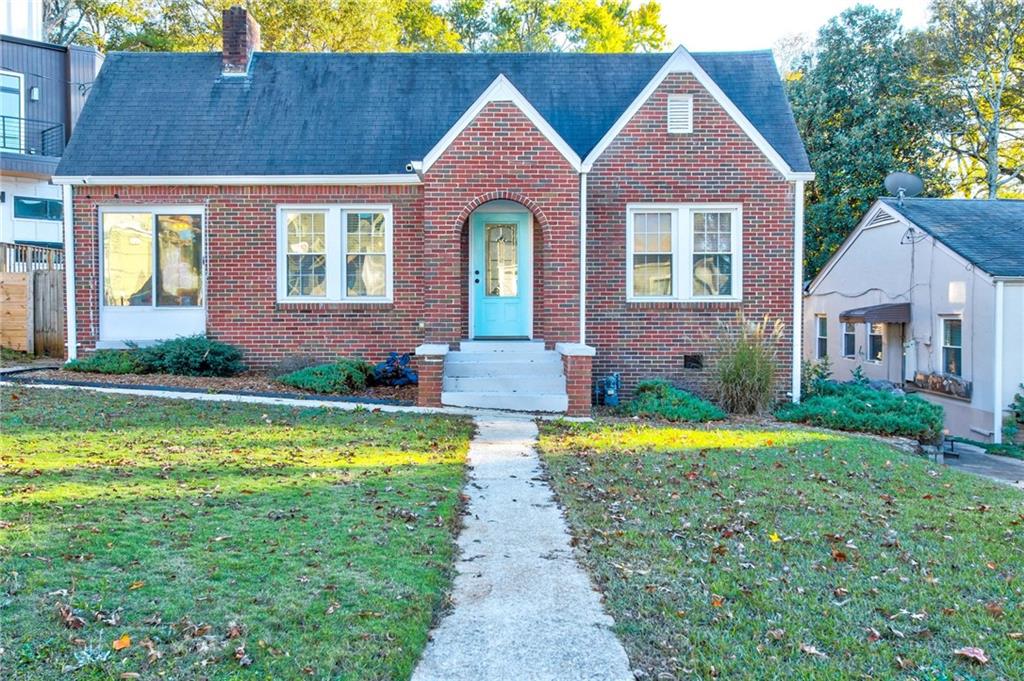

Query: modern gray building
[1,32,102,246]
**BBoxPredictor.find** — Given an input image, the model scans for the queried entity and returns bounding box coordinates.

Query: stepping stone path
[412,417,632,681]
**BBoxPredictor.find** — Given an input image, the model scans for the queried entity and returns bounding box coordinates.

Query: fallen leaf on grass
[831,549,847,562]
[710,594,725,608]
[766,628,785,640]
[1007,632,1023,640]
[985,601,1004,618]
[226,621,244,639]
[800,643,827,658]
[895,656,915,670]
[866,627,881,643]
[768,532,781,543]
[954,647,989,665]
[112,634,131,651]
[128,580,145,590]
[56,602,86,629]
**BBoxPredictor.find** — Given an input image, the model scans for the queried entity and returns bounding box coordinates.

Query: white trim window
[626,204,742,302]
[815,315,828,359]
[101,207,205,308]
[842,322,856,358]
[276,205,393,303]
[941,317,962,377]
[867,323,884,363]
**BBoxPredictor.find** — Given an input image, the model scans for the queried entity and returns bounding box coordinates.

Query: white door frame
[468,208,534,340]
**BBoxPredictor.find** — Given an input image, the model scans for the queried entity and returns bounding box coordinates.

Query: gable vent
[866,209,898,228]
[667,95,693,134]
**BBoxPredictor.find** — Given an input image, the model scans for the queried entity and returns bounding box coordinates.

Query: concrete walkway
[939,442,1024,490]
[412,417,631,681]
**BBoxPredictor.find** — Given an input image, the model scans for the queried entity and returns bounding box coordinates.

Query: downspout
[62,183,77,360]
[579,171,588,344]
[993,280,1005,444]
[791,180,805,403]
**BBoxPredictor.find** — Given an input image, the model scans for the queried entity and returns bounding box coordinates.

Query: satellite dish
[884,172,924,203]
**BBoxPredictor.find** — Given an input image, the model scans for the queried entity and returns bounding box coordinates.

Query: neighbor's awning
[839,303,911,324]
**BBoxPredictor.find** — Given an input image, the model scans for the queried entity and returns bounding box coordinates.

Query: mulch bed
[4,369,417,405]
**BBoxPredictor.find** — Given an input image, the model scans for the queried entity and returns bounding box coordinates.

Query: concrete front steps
[441,341,568,413]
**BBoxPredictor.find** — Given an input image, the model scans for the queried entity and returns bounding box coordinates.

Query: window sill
[625,299,743,309]
[275,300,394,312]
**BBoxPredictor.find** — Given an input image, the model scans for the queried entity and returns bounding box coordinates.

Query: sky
[659,0,932,52]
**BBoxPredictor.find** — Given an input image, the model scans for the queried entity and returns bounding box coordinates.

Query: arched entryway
[465,200,535,340]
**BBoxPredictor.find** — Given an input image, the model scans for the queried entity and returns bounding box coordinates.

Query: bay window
[277,205,393,303]
[626,204,742,302]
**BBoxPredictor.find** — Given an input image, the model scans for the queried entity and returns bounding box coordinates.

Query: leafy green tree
[787,5,947,276]
[489,0,664,52]
[918,0,1024,198]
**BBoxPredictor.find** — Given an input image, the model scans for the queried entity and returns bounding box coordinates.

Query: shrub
[373,352,418,386]
[618,380,726,422]
[277,359,374,394]
[715,314,784,414]
[64,350,144,375]
[801,356,833,397]
[776,382,945,443]
[134,336,246,377]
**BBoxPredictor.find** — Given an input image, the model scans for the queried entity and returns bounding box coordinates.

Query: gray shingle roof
[57,50,810,177]
[880,197,1024,277]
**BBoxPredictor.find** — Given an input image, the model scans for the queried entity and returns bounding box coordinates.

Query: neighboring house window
[842,322,856,358]
[815,315,828,359]
[101,209,204,308]
[667,94,693,133]
[626,204,742,302]
[942,318,962,377]
[867,323,884,362]
[277,205,393,303]
[0,70,22,152]
[13,197,63,221]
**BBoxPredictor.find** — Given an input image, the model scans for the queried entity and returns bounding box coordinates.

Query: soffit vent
[667,95,693,134]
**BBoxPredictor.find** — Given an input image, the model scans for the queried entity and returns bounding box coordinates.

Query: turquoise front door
[471,211,531,338]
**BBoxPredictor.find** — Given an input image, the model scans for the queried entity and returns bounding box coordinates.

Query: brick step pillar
[556,343,596,417]
[414,344,449,407]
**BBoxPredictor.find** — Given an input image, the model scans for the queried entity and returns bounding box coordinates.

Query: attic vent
[667,95,693,134]
[866,209,898,228]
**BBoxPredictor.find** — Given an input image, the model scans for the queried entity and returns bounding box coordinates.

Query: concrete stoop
[441,341,569,413]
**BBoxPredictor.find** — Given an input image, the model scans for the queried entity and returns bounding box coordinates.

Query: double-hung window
[277,205,392,303]
[626,204,742,302]
[941,317,962,377]
[842,322,856,358]
[868,323,884,363]
[815,316,828,359]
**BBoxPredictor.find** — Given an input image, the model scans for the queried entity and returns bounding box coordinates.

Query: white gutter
[791,180,805,403]
[62,183,77,360]
[579,171,588,344]
[51,174,422,186]
[993,280,1005,444]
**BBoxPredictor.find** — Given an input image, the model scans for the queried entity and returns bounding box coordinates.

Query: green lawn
[0,387,473,680]
[539,421,1024,680]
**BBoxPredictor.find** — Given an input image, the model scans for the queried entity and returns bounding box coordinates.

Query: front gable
[583,47,813,182]
[417,75,582,174]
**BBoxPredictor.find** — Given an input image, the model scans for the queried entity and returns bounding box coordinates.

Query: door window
[485,223,518,297]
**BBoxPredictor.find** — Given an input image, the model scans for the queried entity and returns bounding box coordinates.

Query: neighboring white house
[804,198,1024,443]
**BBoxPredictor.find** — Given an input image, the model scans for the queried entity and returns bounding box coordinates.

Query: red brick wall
[586,73,796,398]
[71,184,425,367]
[423,100,580,346]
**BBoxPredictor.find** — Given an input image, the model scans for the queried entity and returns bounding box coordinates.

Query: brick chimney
[222,6,261,75]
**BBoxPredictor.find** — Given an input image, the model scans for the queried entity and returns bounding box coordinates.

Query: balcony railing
[0,115,65,157]
[1,242,65,272]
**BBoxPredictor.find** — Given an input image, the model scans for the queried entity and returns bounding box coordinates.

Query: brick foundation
[414,344,447,408]
[558,344,595,417]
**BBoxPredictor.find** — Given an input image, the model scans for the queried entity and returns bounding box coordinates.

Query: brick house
[54,7,813,416]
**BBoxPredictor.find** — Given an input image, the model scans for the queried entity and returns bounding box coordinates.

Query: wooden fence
[0,243,66,357]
